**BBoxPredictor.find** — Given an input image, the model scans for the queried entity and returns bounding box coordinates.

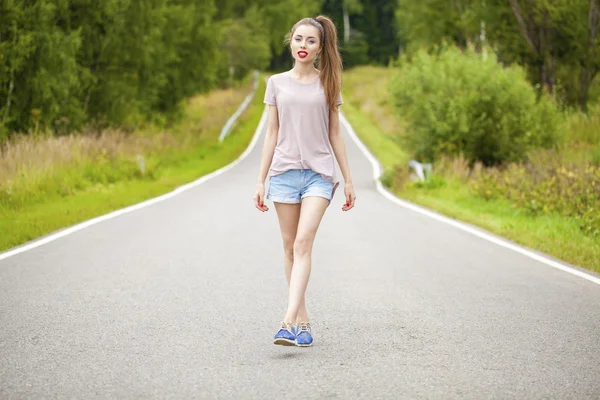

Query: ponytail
[314,16,343,111]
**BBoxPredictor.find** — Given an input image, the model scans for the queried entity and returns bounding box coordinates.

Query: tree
[215,0,323,71]
[396,0,600,109]
[0,0,84,136]
[396,0,480,53]
[218,6,271,85]
[358,0,402,64]
[494,0,598,107]
[578,0,600,108]
[342,0,363,44]
[0,0,222,135]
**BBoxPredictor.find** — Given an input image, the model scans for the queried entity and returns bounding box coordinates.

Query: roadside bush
[390,44,563,166]
[472,149,600,236]
[566,103,600,145]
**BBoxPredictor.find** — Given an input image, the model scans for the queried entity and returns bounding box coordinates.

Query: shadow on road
[270,352,304,360]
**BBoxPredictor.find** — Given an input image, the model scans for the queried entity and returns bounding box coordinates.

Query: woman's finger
[259,196,267,211]
[256,195,268,212]
[343,195,355,211]
[342,200,350,211]
[254,194,264,212]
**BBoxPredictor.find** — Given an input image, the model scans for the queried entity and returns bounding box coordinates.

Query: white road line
[339,112,600,286]
[0,106,270,262]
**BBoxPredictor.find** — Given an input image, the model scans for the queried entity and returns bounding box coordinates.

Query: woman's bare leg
[283,196,330,324]
[273,202,310,322]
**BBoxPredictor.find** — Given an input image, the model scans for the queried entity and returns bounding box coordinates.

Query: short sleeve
[336,92,343,106]
[264,77,277,105]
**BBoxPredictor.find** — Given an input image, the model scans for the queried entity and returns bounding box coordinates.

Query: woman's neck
[291,63,319,79]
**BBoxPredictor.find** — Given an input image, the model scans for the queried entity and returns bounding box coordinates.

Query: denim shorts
[267,169,334,204]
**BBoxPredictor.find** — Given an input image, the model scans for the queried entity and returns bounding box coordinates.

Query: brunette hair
[285,16,343,110]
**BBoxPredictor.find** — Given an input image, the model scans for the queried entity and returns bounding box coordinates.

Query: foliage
[395,0,479,52]
[217,6,272,85]
[395,0,600,109]
[0,1,87,135]
[472,150,600,237]
[389,44,563,166]
[340,34,371,67]
[0,0,220,135]
[2,0,598,137]
[322,0,401,66]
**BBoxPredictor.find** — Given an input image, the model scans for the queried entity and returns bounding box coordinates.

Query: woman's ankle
[283,314,296,325]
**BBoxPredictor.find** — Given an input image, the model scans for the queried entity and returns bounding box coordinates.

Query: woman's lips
[298,51,308,58]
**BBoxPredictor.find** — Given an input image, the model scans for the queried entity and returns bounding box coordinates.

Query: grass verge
[342,66,600,273]
[0,77,265,252]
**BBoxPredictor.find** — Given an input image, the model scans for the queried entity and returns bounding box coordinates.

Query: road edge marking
[0,105,270,262]
[339,111,600,286]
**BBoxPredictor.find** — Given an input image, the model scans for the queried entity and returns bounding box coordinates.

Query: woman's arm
[256,105,279,185]
[329,107,356,211]
[329,107,352,185]
[254,105,279,212]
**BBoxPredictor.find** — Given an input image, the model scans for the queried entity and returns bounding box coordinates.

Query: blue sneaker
[295,322,313,347]
[273,322,296,346]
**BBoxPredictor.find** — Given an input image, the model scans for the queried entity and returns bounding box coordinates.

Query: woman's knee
[283,240,294,259]
[293,236,313,257]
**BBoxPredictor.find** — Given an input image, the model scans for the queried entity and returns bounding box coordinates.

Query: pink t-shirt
[264,71,343,198]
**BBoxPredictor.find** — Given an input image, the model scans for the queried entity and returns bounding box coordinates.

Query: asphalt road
[1,109,599,399]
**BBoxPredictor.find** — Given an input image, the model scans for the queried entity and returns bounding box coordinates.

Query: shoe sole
[273,338,296,346]
[295,342,313,347]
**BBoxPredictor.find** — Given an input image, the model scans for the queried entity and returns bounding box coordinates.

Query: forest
[2,0,597,138]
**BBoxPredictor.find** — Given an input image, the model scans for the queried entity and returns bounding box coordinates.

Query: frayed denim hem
[266,194,301,204]
[301,192,332,202]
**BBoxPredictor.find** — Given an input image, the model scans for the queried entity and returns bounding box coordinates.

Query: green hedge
[390,45,564,166]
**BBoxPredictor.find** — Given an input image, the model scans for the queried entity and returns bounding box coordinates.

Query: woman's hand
[342,182,356,212]
[254,183,269,212]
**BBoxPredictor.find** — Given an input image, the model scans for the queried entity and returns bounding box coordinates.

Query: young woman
[253,15,356,347]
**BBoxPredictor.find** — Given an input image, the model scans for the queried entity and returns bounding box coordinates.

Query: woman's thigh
[274,202,302,249]
[295,196,330,250]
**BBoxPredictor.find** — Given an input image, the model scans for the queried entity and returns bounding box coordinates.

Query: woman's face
[290,24,322,65]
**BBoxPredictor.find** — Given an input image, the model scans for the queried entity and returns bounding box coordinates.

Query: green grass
[343,66,600,273]
[341,102,408,171]
[341,66,409,186]
[0,78,265,252]
[401,179,600,271]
